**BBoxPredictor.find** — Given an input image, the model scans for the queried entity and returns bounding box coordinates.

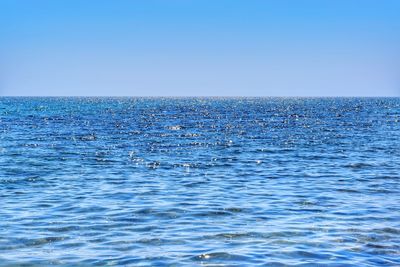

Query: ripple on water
[0,97,399,266]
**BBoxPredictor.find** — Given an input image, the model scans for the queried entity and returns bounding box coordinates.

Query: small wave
[167,125,184,130]
[192,252,250,262]
[20,236,66,247]
[79,134,97,141]
[343,162,374,169]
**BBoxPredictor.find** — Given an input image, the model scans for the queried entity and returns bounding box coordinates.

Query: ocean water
[0,97,399,266]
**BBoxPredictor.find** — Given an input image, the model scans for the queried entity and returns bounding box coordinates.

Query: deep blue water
[0,97,399,266]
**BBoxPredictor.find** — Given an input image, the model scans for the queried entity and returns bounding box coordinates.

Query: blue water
[1,97,399,266]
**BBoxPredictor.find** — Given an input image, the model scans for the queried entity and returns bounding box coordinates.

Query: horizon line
[0,95,399,98]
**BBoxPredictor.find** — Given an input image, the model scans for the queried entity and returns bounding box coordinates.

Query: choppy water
[1,97,399,266]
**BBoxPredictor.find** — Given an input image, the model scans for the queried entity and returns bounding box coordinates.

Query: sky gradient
[1,0,399,96]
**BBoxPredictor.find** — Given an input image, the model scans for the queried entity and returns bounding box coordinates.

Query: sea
[0,97,399,266]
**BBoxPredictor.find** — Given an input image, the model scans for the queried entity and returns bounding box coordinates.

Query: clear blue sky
[1,0,399,96]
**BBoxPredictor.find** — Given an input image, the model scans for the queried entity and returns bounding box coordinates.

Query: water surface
[1,97,399,266]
